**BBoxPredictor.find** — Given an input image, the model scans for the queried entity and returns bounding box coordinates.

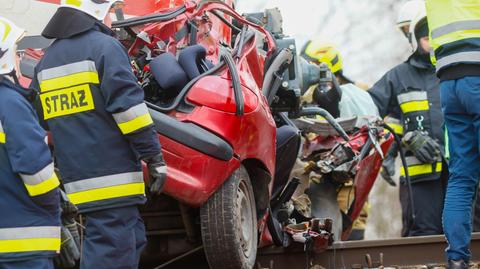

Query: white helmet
[61,0,124,21]
[397,0,425,35]
[0,17,25,76]
[409,8,428,52]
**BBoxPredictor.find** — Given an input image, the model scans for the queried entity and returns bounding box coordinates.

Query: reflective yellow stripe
[385,123,403,135]
[432,30,480,49]
[67,182,145,205]
[400,101,430,113]
[0,132,5,144]
[24,174,60,197]
[117,113,154,135]
[400,162,442,177]
[66,0,82,7]
[0,19,11,42]
[0,238,60,253]
[40,71,99,93]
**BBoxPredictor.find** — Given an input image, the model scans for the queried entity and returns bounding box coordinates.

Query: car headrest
[150,53,189,97]
[178,45,209,80]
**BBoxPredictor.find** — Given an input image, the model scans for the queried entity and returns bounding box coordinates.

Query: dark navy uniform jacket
[369,54,444,183]
[0,78,60,262]
[31,23,161,213]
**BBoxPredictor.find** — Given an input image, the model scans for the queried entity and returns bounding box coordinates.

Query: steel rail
[256,233,480,269]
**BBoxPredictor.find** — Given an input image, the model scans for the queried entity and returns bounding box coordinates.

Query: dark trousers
[80,206,147,269]
[0,258,53,269]
[399,176,446,237]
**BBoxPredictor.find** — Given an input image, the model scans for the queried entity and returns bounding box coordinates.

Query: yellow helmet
[300,40,343,74]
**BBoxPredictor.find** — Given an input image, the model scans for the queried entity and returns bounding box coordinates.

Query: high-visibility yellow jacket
[426,0,480,76]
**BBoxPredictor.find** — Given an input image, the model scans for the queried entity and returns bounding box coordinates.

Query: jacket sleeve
[97,37,161,159]
[2,94,59,197]
[29,68,50,131]
[368,72,399,119]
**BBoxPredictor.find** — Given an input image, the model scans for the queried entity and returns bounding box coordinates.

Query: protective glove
[54,225,81,269]
[402,131,441,164]
[381,142,398,186]
[55,191,81,268]
[144,153,167,195]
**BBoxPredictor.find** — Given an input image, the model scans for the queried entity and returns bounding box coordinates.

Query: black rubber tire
[200,166,258,269]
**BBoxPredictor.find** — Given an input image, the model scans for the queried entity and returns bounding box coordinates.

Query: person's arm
[2,94,59,198]
[368,72,399,119]
[97,37,166,194]
[97,37,161,160]
[30,66,49,131]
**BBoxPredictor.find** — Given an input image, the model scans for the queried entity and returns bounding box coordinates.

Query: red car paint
[119,1,280,248]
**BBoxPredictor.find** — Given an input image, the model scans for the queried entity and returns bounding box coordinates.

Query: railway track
[256,233,480,269]
[146,233,480,268]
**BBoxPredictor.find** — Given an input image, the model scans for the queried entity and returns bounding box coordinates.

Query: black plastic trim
[148,108,234,161]
[112,5,187,28]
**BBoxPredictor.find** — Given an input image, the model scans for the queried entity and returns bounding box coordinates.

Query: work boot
[447,260,468,269]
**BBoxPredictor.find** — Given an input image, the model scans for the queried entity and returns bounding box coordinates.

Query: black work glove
[312,77,342,118]
[381,142,398,186]
[55,191,81,268]
[144,153,167,195]
[54,226,81,269]
[402,131,441,164]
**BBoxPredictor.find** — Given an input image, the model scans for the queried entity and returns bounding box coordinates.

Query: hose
[382,124,416,225]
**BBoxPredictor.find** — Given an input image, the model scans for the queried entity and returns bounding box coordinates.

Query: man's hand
[402,131,441,163]
[144,153,167,195]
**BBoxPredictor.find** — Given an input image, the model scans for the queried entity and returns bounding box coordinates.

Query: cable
[382,124,416,226]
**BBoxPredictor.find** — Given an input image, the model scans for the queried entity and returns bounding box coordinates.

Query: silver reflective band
[112,103,149,124]
[0,121,3,133]
[155,166,167,174]
[397,91,427,104]
[37,60,97,83]
[436,51,480,71]
[405,156,441,166]
[385,117,402,125]
[0,226,60,240]
[20,162,55,185]
[405,156,422,166]
[64,171,144,193]
[431,20,480,39]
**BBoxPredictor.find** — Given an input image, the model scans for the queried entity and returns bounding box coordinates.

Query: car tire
[200,165,257,269]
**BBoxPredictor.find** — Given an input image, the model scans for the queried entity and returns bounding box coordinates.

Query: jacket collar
[0,77,37,102]
[42,7,114,39]
[407,52,434,70]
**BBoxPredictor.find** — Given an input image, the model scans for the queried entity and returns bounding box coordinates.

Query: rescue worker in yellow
[300,41,370,240]
[0,18,61,269]
[426,1,480,268]
[30,1,167,268]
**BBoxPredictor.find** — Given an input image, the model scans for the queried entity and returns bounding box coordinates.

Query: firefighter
[370,10,447,237]
[0,18,61,269]
[30,1,167,268]
[300,41,369,240]
[426,1,480,268]
[379,0,428,187]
